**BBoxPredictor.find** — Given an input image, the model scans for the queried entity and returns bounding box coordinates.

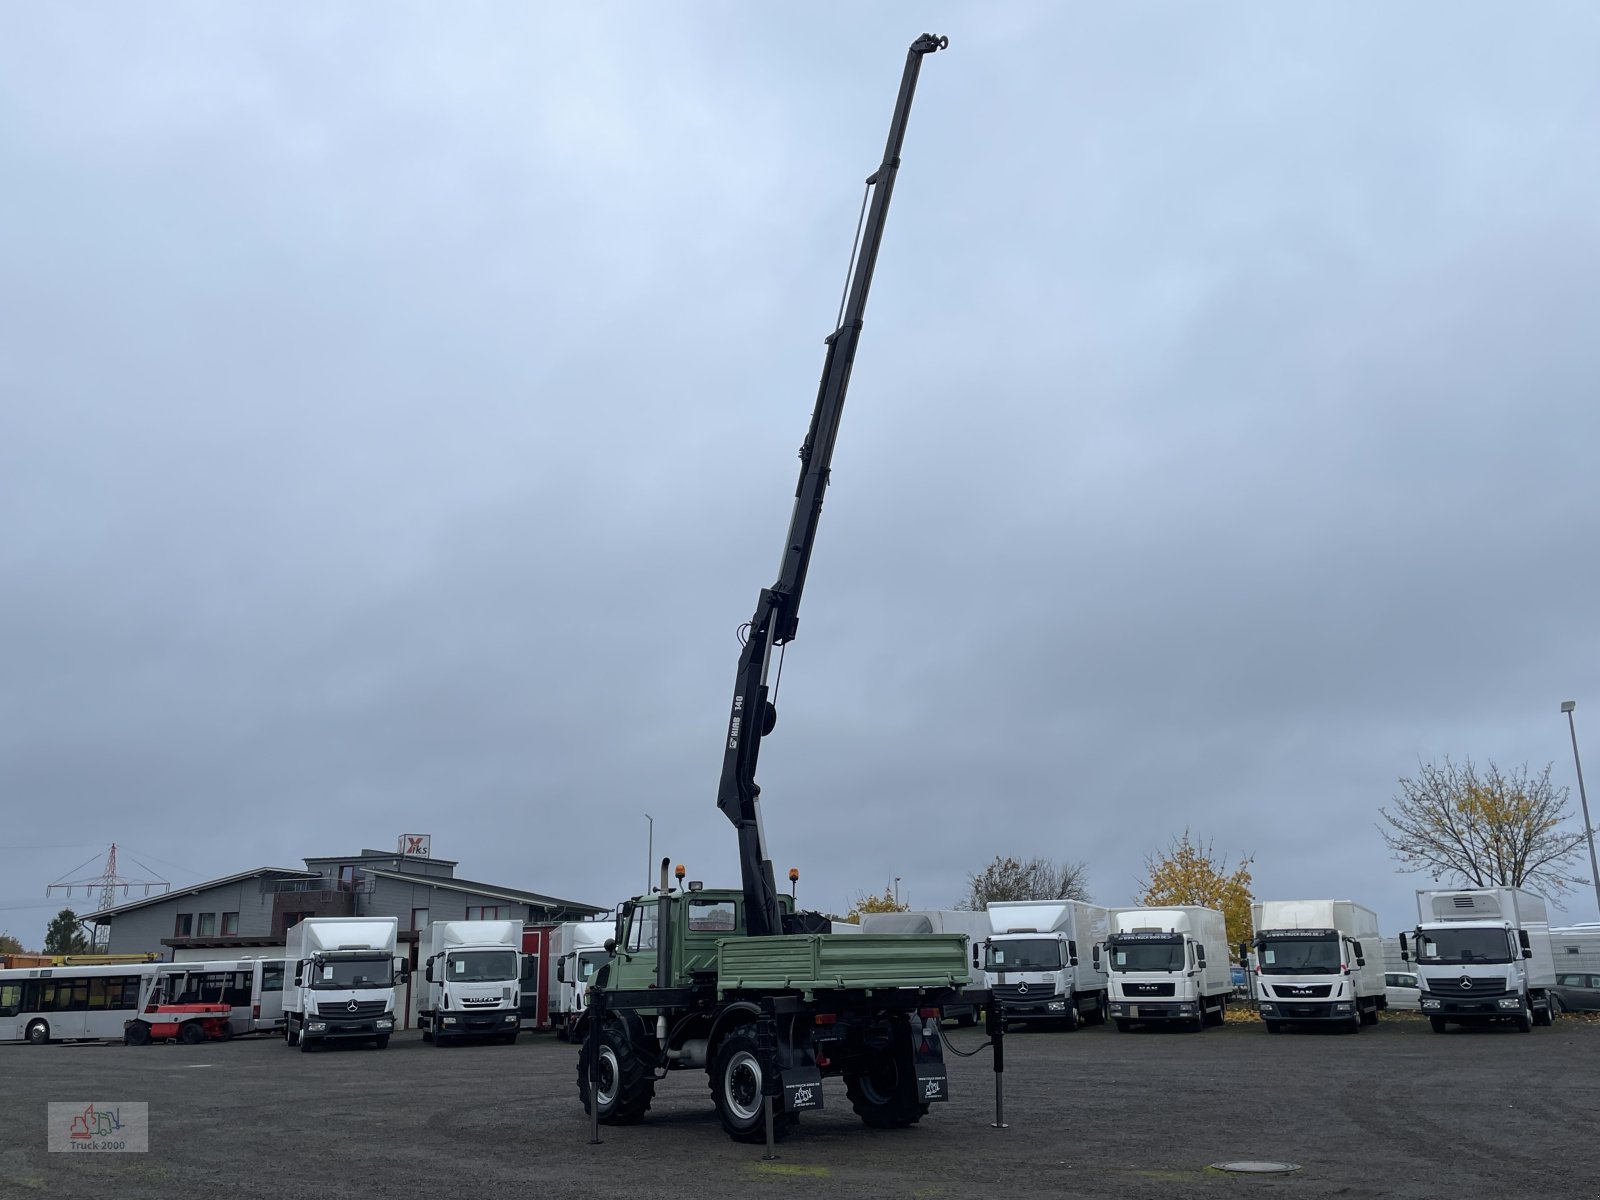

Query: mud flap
[913,1017,949,1104]
[781,1065,824,1113]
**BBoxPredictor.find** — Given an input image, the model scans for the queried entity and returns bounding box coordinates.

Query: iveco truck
[283,917,405,1051]
[420,920,523,1046]
[1402,887,1558,1032]
[549,919,611,1040]
[1105,906,1231,1031]
[1251,899,1384,1033]
[980,900,1109,1029]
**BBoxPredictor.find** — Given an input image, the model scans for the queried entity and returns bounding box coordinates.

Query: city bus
[0,963,160,1044]
[149,958,286,1035]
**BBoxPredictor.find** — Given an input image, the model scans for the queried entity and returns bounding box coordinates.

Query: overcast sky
[3,4,1598,951]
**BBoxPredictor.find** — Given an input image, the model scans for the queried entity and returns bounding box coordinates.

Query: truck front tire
[1429,1016,1448,1033]
[711,1029,792,1142]
[578,1023,654,1125]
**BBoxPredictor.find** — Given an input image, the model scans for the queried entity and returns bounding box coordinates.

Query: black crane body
[715,33,948,938]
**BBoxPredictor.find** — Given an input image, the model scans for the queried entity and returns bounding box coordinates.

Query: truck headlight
[376,1018,394,1029]
[443,1017,458,1025]
[1175,1005,1194,1013]
[308,1021,328,1033]
[1047,1002,1065,1011]
[1497,998,1521,1010]
[1258,1004,1276,1015]
[1421,998,1441,1010]
[1334,1003,1354,1012]
[503,1013,519,1024]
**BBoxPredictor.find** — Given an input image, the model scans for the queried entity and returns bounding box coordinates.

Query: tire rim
[723,1049,763,1123]
[596,1045,620,1109]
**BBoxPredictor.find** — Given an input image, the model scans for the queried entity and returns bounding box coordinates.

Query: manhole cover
[1211,1161,1301,1175]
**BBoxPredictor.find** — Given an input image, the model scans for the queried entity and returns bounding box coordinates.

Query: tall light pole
[645,813,654,894]
[1560,701,1600,917]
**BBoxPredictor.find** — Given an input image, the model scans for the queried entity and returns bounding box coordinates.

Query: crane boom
[715,33,948,939]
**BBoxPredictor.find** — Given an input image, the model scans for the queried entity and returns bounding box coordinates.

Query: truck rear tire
[711,1029,793,1142]
[578,1023,654,1125]
[844,1017,925,1130]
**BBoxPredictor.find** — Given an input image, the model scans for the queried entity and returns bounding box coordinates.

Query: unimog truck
[577,33,965,1144]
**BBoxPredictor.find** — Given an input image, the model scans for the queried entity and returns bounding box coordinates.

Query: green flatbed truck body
[717,933,970,997]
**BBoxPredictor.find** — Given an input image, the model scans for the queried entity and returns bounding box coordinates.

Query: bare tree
[1379,758,1591,899]
[955,856,1090,910]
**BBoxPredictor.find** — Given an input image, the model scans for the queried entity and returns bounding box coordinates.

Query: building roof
[83,867,321,923]
[304,848,460,867]
[363,869,606,916]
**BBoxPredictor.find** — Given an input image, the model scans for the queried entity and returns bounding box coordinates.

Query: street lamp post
[1560,701,1600,918]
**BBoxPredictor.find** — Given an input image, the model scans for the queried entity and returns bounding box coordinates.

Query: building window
[466,905,506,921]
[197,913,216,937]
[174,914,194,937]
[411,908,430,931]
[283,911,312,931]
[338,865,359,891]
[221,912,239,935]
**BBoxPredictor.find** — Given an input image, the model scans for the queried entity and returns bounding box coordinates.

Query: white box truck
[419,920,524,1046]
[1402,886,1559,1032]
[547,920,612,1040]
[981,900,1109,1030]
[1105,906,1231,1031]
[1250,899,1384,1033]
[860,909,993,1026]
[282,917,405,1051]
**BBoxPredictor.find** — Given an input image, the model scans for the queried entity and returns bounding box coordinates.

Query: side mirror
[556,961,566,983]
[1352,939,1365,967]
[1067,939,1078,967]
[1092,943,1101,970]
[293,967,303,987]
[1522,947,1533,960]
[424,962,434,983]
[1195,945,1207,968]
[604,938,617,954]
[395,958,411,982]
[1398,932,1410,962]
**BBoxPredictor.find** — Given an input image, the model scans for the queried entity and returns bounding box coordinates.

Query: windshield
[985,938,1062,972]
[578,951,607,980]
[1416,927,1514,965]
[1110,939,1183,972]
[445,950,518,983]
[1258,936,1340,975]
[312,957,393,989]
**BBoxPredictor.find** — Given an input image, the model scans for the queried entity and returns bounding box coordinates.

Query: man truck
[982,900,1109,1030]
[283,917,405,1051]
[419,920,523,1046]
[1250,899,1384,1033]
[1401,886,1558,1032]
[577,34,967,1145]
[1105,906,1231,1031]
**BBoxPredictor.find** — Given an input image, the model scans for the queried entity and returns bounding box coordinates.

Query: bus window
[262,963,284,993]
[0,984,19,1017]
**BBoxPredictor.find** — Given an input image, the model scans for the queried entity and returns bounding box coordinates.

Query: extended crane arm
[715,33,948,939]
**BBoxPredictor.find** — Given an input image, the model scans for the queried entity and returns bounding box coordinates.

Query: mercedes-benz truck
[283,917,405,1051]
[1402,887,1558,1032]
[981,900,1109,1029]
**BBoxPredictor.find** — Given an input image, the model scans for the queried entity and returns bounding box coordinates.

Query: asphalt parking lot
[3,1015,1597,1200]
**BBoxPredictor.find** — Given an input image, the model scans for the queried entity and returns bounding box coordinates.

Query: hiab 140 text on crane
[577,34,968,1144]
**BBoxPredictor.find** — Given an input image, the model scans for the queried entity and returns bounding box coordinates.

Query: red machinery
[123,1003,232,1045]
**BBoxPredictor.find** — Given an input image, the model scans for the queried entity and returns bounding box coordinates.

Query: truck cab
[1104,906,1231,1031]
[1403,888,1559,1032]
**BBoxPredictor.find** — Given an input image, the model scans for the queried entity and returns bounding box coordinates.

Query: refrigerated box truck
[1403,887,1558,1032]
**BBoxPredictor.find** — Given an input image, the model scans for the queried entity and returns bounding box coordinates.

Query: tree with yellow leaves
[1379,758,1589,898]
[1137,832,1254,950]
[840,881,911,924]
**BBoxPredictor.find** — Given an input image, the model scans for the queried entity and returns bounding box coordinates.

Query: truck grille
[1120,982,1176,997]
[1425,976,1508,998]
[323,1000,389,1018]
[1269,983,1331,999]
[991,984,1055,1004]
